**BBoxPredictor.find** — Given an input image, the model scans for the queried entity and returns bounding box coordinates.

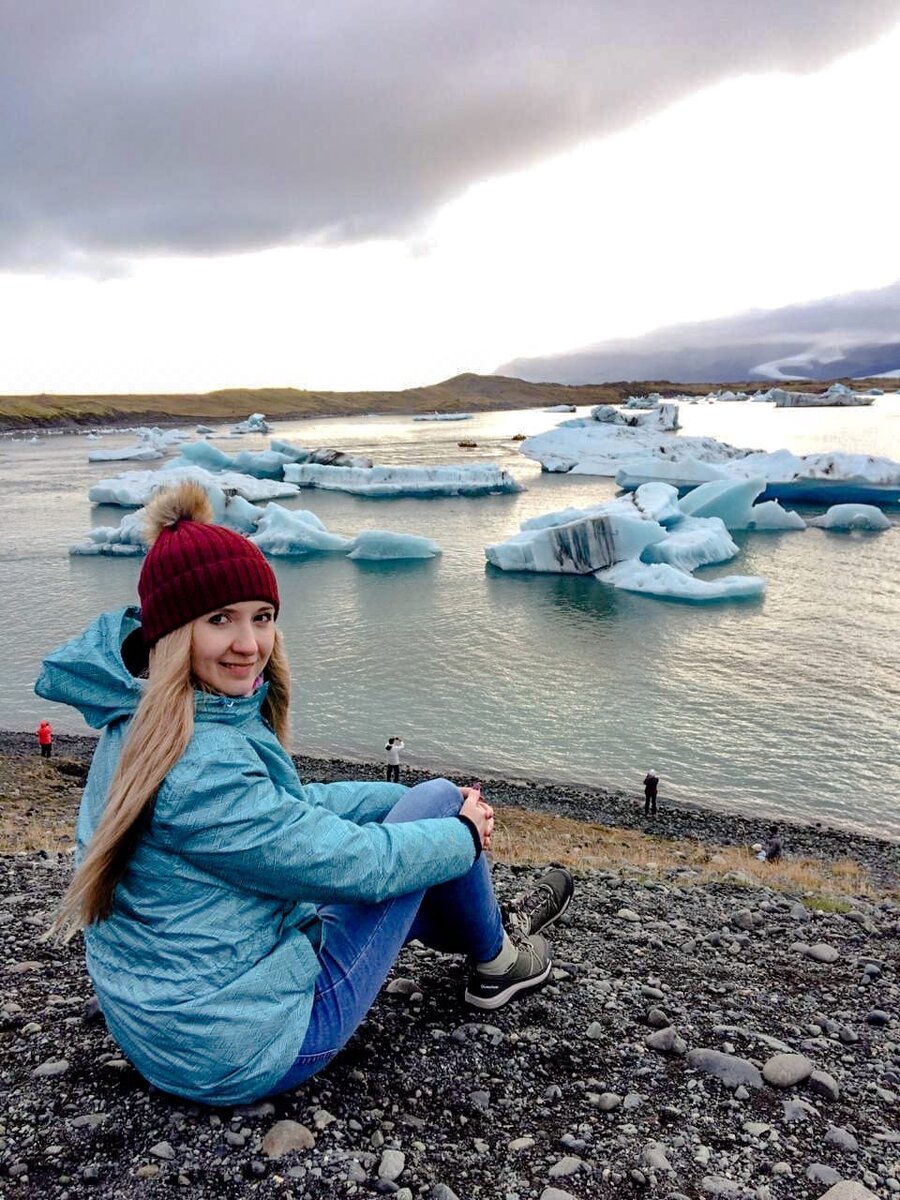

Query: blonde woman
[37,482,574,1105]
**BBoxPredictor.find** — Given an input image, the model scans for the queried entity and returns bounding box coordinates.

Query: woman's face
[190,600,277,696]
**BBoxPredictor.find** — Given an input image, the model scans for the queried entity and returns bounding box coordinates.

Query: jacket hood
[35,607,145,729]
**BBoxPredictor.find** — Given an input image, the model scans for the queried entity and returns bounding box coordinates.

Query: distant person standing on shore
[37,719,53,758]
[385,736,405,783]
[643,769,659,817]
[764,825,784,863]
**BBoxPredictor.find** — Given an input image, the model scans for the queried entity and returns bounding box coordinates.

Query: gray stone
[647,1006,670,1028]
[586,1021,605,1040]
[31,1059,69,1077]
[508,1136,535,1151]
[430,1187,463,1200]
[548,1156,582,1178]
[816,1183,881,1200]
[866,1010,891,1026]
[646,1026,687,1055]
[825,1126,860,1153]
[596,1092,622,1111]
[386,978,419,996]
[262,1120,316,1158]
[701,1177,741,1195]
[378,1149,406,1182]
[539,1190,579,1200]
[807,1164,843,1186]
[149,1142,176,1161]
[617,908,641,922]
[643,1142,674,1171]
[805,943,840,964]
[687,1048,763,1089]
[782,1099,817,1123]
[808,1069,840,1101]
[762,1053,814,1088]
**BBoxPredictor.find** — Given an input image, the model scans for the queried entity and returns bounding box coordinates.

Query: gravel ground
[1,733,898,1199]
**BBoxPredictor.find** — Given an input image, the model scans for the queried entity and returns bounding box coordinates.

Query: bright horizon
[1,13,899,395]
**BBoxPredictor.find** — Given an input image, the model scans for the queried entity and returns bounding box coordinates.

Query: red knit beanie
[138,481,280,647]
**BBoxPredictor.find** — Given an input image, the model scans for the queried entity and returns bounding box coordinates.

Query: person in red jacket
[37,719,53,758]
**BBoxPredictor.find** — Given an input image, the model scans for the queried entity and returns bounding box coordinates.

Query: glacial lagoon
[2,398,898,837]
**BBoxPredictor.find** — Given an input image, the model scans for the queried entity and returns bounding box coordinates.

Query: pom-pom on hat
[138,481,280,647]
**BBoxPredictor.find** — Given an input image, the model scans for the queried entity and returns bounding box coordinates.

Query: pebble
[378,1149,406,1182]
[807,1163,843,1185]
[539,1190,579,1200]
[808,1068,841,1101]
[762,1052,814,1088]
[548,1156,582,1177]
[687,1048,763,1089]
[646,1026,687,1055]
[825,1125,860,1153]
[866,1009,891,1026]
[805,943,840,964]
[31,1058,69,1077]
[149,1142,176,1161]
[262,1120,315,1158]
[817,1183,881,1199]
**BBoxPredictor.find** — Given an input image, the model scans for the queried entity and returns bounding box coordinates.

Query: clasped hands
[459,785,494,852]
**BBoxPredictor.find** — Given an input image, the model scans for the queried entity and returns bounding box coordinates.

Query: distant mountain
[499,280,900,384]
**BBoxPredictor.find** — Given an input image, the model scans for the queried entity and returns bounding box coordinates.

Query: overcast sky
[2,0,899,392]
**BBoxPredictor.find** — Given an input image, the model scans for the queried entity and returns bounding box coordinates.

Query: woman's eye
[254,613,273,623]
[209,614,228,625]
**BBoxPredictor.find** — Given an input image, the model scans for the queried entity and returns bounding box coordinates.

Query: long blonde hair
[51,613,291,942]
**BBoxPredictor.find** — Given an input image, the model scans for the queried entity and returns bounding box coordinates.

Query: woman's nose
[230,622,259,654]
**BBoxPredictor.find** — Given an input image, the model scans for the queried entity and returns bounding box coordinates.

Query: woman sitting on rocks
[37,481,574,1106]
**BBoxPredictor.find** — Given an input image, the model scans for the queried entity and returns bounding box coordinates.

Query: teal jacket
[35,608,476,1104]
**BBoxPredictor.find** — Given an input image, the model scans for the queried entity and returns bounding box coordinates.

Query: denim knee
[386,776,462,823]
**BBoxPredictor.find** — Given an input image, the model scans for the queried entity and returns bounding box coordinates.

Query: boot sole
[463,959,552,1010]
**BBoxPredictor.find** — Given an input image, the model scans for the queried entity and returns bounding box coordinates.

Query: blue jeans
[272,777,504,1091]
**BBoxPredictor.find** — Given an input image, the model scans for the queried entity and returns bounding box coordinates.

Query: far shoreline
[2,371,897,433]
[2,729,896,883]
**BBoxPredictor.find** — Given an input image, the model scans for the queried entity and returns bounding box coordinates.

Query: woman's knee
[387,776,462,822]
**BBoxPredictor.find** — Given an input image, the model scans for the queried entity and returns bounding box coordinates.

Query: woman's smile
[191,602,277,696]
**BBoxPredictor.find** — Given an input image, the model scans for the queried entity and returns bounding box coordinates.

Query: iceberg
[170,441,293,479]
[543,404,576,413]
[807,504,892,531]
[597,560,765,603]
[249,504,355,556]
[485,512,666,574]
[630,482,683,527]
[88,445,164,463]
[590,402,679,431]
[348,530,441,560]
[640,516,739,572]
[270,439,311,464]
[196,424,214,434]
[69,510,148,556]
[89,466,299,507]
[774,383,874,407]
[232,412,271,433]
[678,478,805,531]
[412,412,473,421]
[522,419,743,477]
[308,447,374,469]
[283,462,523,497]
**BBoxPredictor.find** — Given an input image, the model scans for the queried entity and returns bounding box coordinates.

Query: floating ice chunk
[90,466,298,506]
[69,509,149,556]
[590,402,679,431]
[270,439,310,463]
[774,389,873,407]
[250,504,353,556]
[284,462,523,497]
[615,456,731,490]
[233,412,270,433]
[170,441,292,479]
[308,447,374,469]
[641,517,738,571]
[196,424,214,434]
[597,560,765,603]
[543,404,576,412]
[523,421,741,477]
[348,530,441,560]
[744,501,806,531]
[631,482,682,527]
[412,412,473,421]
[88,445,165,463]
[807,504,891,531]
[486,513,666,574]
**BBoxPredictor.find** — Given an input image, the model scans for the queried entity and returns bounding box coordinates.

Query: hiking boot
[506,867,575,936]
[464,930,552,1010]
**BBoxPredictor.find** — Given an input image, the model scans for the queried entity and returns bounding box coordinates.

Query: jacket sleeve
[155,749,476,905]
[301,780,407,824]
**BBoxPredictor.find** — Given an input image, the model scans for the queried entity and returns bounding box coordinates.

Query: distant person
[36,480,575,1104]
[37,719,53,759]
[643,769,659,817]
[763,825,784,863]
[385,735,405,783]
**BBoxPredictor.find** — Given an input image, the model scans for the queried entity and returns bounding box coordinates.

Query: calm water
[2,398,898,837]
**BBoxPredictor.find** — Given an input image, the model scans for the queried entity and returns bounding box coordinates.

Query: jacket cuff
[456,815,482,861]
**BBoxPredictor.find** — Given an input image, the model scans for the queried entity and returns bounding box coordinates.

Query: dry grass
[491,806,890,903]
[1,373,896,430]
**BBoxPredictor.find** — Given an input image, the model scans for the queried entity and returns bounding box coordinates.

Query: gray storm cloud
[2,0,900,269]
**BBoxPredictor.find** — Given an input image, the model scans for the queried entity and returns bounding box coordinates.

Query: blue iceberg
[348,531,441,560]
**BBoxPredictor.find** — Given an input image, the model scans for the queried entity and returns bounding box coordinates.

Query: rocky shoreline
[1,732,898,1199]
